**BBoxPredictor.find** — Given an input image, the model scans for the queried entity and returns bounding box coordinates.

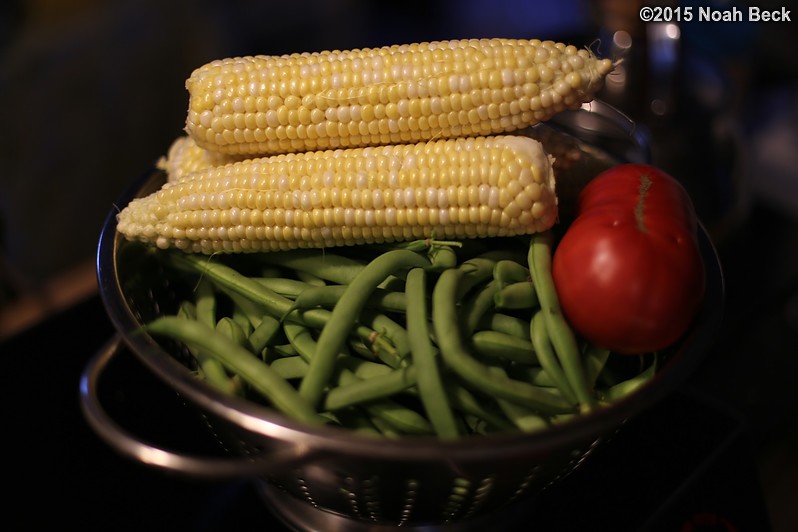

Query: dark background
[1,0,796,530]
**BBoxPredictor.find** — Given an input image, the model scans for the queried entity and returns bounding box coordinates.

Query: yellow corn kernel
[185,38,614,156]
[157,136,246,182]
[117,135,557,254]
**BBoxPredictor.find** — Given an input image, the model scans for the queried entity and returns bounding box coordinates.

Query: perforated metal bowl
[81,101,724,531]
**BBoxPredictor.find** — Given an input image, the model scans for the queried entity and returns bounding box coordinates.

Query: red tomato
[552,164,706,354]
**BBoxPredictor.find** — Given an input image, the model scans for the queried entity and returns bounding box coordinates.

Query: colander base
[257,481,539,531]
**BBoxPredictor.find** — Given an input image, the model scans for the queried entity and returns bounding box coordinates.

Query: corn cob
[117,135,557,254]
[185,38,613,156]
[157,136,245,182]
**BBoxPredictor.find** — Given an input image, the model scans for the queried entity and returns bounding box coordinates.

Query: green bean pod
[600,356,657,402]
[476,312,531,340]
[583,344,612,389]
[145,316,324,425]
[359,399,434,435]
[324,366,417,411]
[406,267,460,439]
[442,383,515,432]
[189,281,234,394]
[462,279,499,334]
[488,366,550,432]
[287,284,407,314]
[248,314,282,356]
[269,355,309,380]
[259,249,366,285]
[471,330,538,365]
[528,232,595,412]
[427,244,459,271]
[493,259,531,287]
[494,281,539,309]
[254,277,310,298]
[361,312,412,367]
[177,302,229,392]
[432,268,575,414]
[216,317,249,347]
[299,249,430,407]
[530,310,578,405]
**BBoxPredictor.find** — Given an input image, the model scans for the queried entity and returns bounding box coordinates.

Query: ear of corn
[185,38,613,157]
[157,136,245,182]
[117,135,557,254]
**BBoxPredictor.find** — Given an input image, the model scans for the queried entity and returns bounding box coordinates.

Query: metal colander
[81,101,724,531]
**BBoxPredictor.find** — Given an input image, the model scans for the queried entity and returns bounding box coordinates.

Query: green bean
[264,343,297,360]
[284,319,401,394]
[254,277,310,298]
[530,310,578,405]
[443,383,515,432]
[145,316,324,425]
[405,267,460,439]
[493,259,531,287]
[260,249,366,285]
[216,317,249,347]
[169,252,387,351]
[224,289,266,328]
[456,250,528,299]
[355,326,400,365]
[432,268,574,414]
[269,356,309,380]
[583,344,611,389]
[600,356,657,402]
[456,257,498,298]
[427,244,459,271]
[464,415,492,435]
[476,312,531,340]
[462,279,498,334]
[274,291,400,361]
[509,365,557,388]
[368,414,401,437]
[471,330,538,365]
[340,356,394,380]
[295,270,327,286]
[282,321,325,364]
[528,232,595,412]
[189,281,234,394]
[177,300,197,320]
[177,302,229,389]
[341,323,402,368]
[231,305,254,336]
[324,366,417,411]
[494,281,538,309]
[346,338,377,360]
[168,252,296,319]
[361,312,412,367]
[248,314,282,355]
[299,249,430,407]
[332,407,381,435]
[360,399,433,435]
[378,275,406,292]
[288,284,407,315]
[194,278,217,327]
[488,366,550,432]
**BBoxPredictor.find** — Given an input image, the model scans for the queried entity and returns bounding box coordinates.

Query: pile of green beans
[142,232,657,439]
